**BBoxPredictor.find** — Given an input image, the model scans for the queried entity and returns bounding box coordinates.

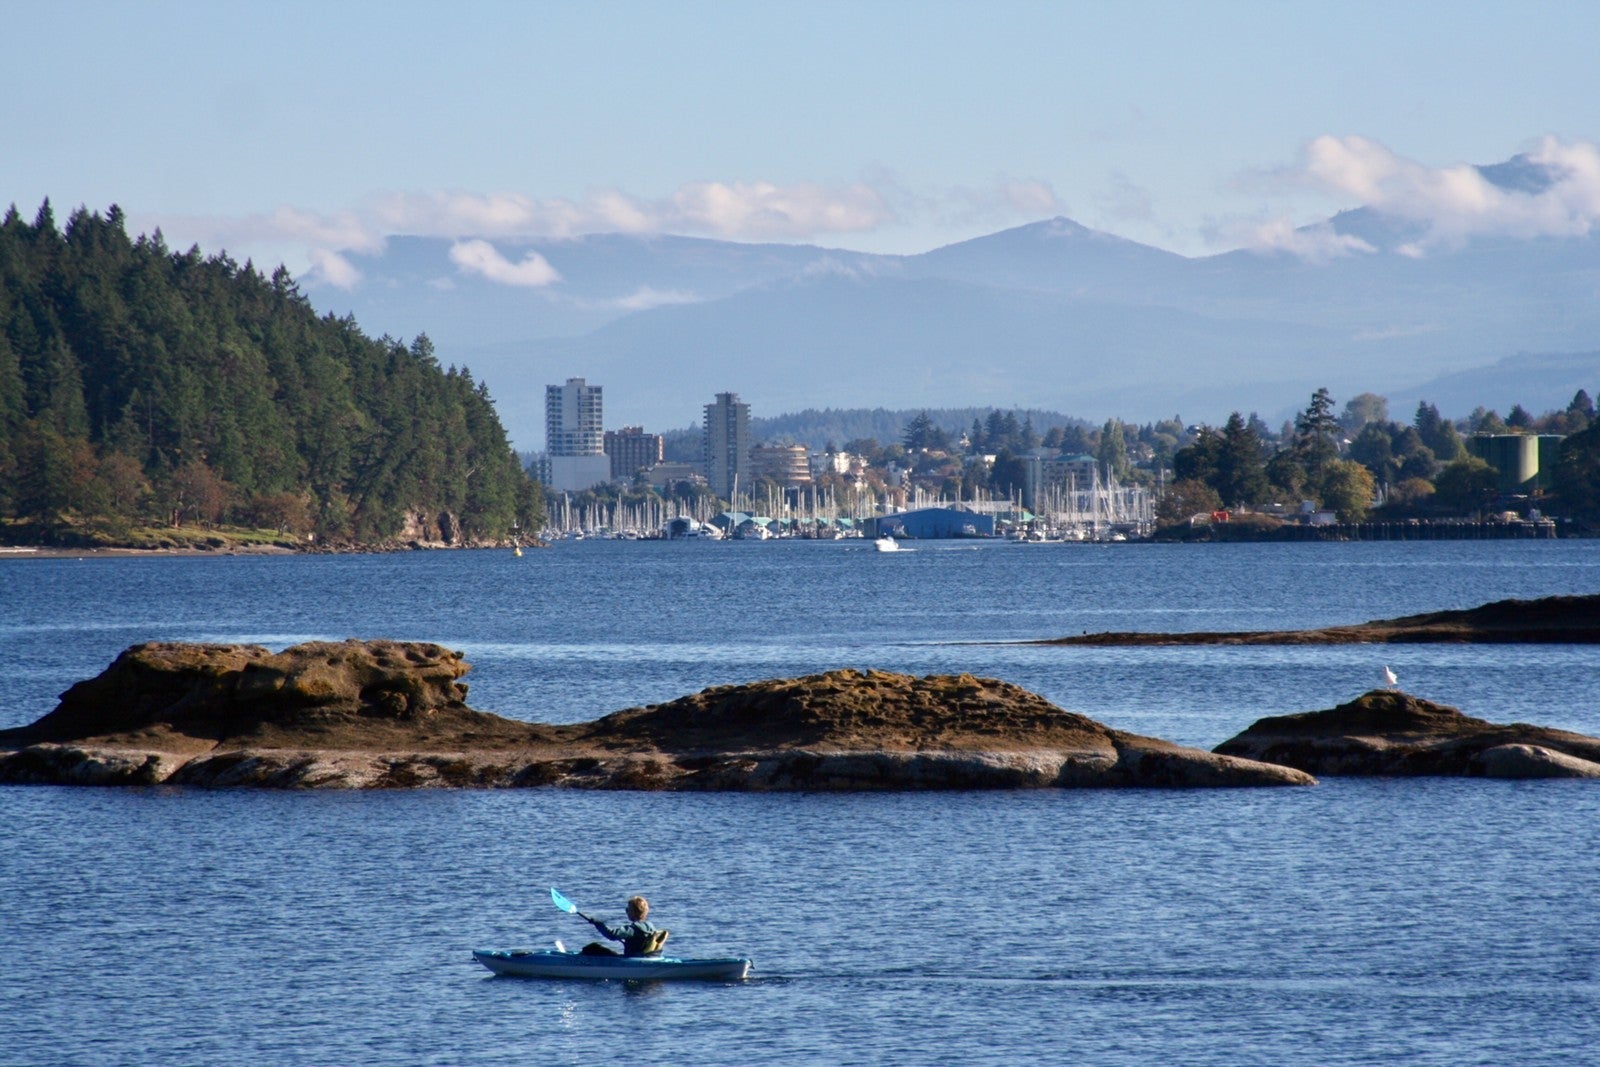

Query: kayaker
[579,895,668,957]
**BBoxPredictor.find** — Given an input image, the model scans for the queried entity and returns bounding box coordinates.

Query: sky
[7,0,1600,282]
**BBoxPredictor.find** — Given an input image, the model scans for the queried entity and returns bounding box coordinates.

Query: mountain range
[306,157,1600,447]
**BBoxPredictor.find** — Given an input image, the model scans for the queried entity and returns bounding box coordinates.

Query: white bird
[1382,665,1398,690]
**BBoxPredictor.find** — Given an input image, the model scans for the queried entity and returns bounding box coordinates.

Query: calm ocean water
[3,540,1600,1065]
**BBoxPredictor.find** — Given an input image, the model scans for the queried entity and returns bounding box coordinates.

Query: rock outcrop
[4,639,562,751]
[0,643,1312,790]
[1214,689,1600,778]
[1036,593,1600,646]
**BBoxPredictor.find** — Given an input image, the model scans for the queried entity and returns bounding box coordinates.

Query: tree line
[0,201,543,546]
[1162,387,1600,527]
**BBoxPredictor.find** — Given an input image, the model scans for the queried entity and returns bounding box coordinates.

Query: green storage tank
[1467,434,1539,493]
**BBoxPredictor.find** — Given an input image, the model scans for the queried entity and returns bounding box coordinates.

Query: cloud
[1237,218,1376,262]
[609,287,701,312]
[138,175,1061,282]
[1295,134,1600,252]
[304,248,362,289]
[367,181,896,242]
[147,206,385,258]
[447,239,561,287]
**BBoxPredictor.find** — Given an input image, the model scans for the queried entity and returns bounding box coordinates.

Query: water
[3,540,1600,1065]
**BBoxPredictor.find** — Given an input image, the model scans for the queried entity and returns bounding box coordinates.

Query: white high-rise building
[544,378,610,491]
[703,392,751,501]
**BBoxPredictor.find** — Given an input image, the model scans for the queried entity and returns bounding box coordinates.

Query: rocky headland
[0,640,1311,790]
[1034,593,1600,646]
[1215,689,1600,778]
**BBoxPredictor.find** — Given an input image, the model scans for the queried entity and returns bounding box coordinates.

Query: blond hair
[627,896,649,920]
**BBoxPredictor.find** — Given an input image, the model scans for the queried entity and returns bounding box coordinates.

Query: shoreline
[0,544,299,559]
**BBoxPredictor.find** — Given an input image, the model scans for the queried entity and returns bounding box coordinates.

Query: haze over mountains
[307,155,1600,447]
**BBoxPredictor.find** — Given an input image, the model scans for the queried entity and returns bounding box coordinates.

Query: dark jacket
[589,917,661,957]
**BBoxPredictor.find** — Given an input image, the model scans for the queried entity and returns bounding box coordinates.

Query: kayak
[473,948,752,981]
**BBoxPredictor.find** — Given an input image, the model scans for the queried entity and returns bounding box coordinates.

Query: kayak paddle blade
[551,887,579,914]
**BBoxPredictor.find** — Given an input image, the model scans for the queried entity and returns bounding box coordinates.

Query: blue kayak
[473,949,752,981]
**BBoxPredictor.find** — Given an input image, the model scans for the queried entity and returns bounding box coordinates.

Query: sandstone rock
[1475,744,1600,779]
[2,639,551,751]
[0,648,1312,790]
[1215,690,1600,777]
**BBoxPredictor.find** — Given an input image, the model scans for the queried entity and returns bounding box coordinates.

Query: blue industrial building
[871,507,995,539]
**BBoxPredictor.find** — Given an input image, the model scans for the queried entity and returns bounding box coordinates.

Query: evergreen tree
[903,411,936,451]
[1348,423,1399,486]
[1553,421,1600,524]
[1293,387,1340,478]
[1173,426,1222,487]
[1215,412,1269,506]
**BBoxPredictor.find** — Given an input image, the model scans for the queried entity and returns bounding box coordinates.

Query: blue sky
[7,0,1600,279]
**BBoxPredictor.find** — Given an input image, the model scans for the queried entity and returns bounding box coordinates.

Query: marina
[540,469,1157,543]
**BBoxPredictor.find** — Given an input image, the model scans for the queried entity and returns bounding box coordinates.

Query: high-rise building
[702,392,751,501]
[546,378,604,456]
[605,426,665,481]
[544,378,610,491]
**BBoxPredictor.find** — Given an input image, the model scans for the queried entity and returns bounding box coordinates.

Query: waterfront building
[605,426,665,482]
[702,392,751,501]
[645,462,705,491]
[750,444,812,487]
[872,506,996,539]
[545,378,610,491]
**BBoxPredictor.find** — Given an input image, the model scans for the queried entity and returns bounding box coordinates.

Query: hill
[0,202,543,547]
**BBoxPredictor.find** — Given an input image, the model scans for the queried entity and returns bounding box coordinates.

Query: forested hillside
[0,201,542,546]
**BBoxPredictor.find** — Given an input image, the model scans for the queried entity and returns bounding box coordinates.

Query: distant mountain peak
[1478,153,1558,195]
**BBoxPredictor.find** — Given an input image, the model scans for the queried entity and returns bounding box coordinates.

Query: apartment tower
[544,378,610,491]
[702,392,751,501]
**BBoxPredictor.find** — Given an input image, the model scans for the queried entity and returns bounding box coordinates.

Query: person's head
[627,896,649,921]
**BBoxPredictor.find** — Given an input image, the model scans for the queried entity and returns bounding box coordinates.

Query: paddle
[551,886,596,924]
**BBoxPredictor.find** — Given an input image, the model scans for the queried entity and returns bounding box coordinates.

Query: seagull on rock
[1382,665,1399,690]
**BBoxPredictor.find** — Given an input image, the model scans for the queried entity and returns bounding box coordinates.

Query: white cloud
[365,181,895,242]
[304,248,362,289]
[136,175,1063,279]
[1295,134,1600,252]
[1238,218,1376,262]
[447,240,561,287]
[610,286,701,312]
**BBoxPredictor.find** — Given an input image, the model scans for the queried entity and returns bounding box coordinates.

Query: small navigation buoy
[1382,665,1398,689]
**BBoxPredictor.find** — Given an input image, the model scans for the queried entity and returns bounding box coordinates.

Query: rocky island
[0,639,1312,790]
[1215,689,1600,778]
[1034,593,1600,646]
